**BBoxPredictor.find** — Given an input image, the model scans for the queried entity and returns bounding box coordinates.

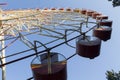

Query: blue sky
[0,0,120,80]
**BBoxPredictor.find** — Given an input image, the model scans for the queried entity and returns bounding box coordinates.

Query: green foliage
[108,0,120,7]
[106,70,120,80]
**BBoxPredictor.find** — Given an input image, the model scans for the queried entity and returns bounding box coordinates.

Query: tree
[106,70,120,80]
[108,0,120,7]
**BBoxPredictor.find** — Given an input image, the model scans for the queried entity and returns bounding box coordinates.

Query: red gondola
[93,26,112,41]
[98,20,113,27]
[76,36,101,59]
[73,8,80,13]
[96,15,108,20]
[66,8,72,11]
[92,12,102,19]
[86,10,95,17]
[59,8,64,11]
[81,9,87,15]
[51,8,56,10]
[44,8,48,10]
[31,52,67,80]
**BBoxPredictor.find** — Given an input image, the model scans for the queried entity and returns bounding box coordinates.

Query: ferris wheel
[0,3,113,80]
